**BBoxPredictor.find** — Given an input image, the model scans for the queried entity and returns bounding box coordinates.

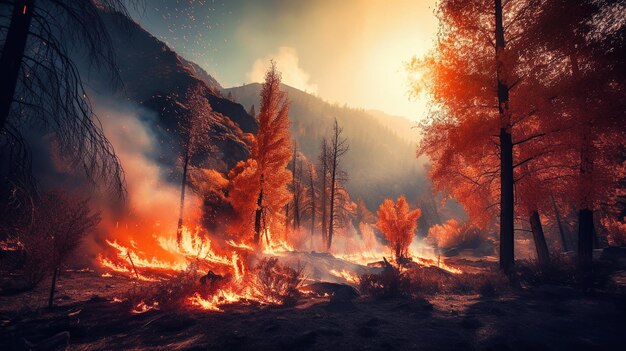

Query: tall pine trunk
[0,0,34,130]
[570,52,594,272]
[176,148,190,245]
[529,210,550,268]
[495,0,515,273]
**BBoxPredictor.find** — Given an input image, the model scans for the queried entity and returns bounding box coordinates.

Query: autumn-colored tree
[376,196,422,261]
[410,0,624,273]
[175,84,215,245]
[228,61,292,246]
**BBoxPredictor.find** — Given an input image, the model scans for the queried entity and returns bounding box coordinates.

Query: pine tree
[228,61,292,247]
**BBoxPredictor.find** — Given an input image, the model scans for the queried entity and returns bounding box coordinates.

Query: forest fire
[1,0,625,349]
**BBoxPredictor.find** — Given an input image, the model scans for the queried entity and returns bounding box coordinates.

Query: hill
[224,83,437,230]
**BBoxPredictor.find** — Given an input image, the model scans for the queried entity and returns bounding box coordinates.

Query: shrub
[376,196,421,261]
[254,257,305,306]
[9,191,100,290]
[426,219,486,251]
[604,217,626,247]
[360,262,511,298]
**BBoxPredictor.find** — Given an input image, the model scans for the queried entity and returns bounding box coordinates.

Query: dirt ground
[1,266,626,351]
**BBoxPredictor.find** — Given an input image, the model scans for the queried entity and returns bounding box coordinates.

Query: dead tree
[0,0,139,196]
[327,119,349,250]
[174,84,215,245]
[319,138,329,247]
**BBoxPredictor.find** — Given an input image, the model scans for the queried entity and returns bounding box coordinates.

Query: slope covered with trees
[223,83,438,232]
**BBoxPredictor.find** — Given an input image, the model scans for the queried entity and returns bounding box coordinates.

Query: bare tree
[291,143,304,231]
[7,190,100,305]
[175,84,215,245]
[327,119,348,250]
[0,1,140,198]
[304,162,316,249]
[318,138,329,247]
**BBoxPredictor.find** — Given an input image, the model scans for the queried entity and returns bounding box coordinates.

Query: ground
[1,263,626,351]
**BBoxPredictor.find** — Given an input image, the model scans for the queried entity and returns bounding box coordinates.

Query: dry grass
[360,264,511,299]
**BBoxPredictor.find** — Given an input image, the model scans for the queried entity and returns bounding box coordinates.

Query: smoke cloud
[246,46,318,94]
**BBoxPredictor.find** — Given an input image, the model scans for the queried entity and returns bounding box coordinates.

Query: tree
[376,196,422,261]
[175,84,215,245]
[9,191,100,306]
[0,0,136,196]
[248,104,256,118]
[494,0,515,273]
[411,0,624,274]
[228,61,292,246]
[327,119,349,250]
[289,142,304,232]
[305,162,317,248]
[318,138,329,247]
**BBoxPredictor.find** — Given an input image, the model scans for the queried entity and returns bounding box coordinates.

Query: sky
[129,0,438,121]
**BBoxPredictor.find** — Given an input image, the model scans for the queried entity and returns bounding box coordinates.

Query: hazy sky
[130,0,438,121]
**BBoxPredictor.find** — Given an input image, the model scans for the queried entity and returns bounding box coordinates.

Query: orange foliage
[376,196,422,260]
[426,219,485,251]
[228,61,292,245]
[410,0,624,240]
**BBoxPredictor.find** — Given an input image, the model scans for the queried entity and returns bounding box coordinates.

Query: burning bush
[426,219,487,254]
[359,265,412,298]
[254,257,305,306]
[128,263,229,311]
[376,196,422,261]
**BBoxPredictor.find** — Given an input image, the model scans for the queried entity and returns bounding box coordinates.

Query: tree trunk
[570,52,594,272]
[291,143,297,231]
[176,148,190,245]
[529,210,550,268]
[254,173,265,246]
[327,149,337,251]
[254,186,264,245]
[48,267,59,309]
[551,195,569,252]
[578,208,594,270]
[320,147,328,248]
[0,0,34,131]
[309,166,316,250]
[495,0,515,273]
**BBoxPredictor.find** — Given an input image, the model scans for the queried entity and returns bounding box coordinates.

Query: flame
[329,269,359,284]
[132,301,159,314]
[98,220,462,313]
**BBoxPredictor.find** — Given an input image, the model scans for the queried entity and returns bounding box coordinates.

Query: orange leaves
[376,196,422,260]
[228,61,293,244]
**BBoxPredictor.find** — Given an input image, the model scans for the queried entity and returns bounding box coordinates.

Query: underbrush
[254,257,305,306]
[360,265,510,299]
[513,256,577,287]
[127,257,305,310]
